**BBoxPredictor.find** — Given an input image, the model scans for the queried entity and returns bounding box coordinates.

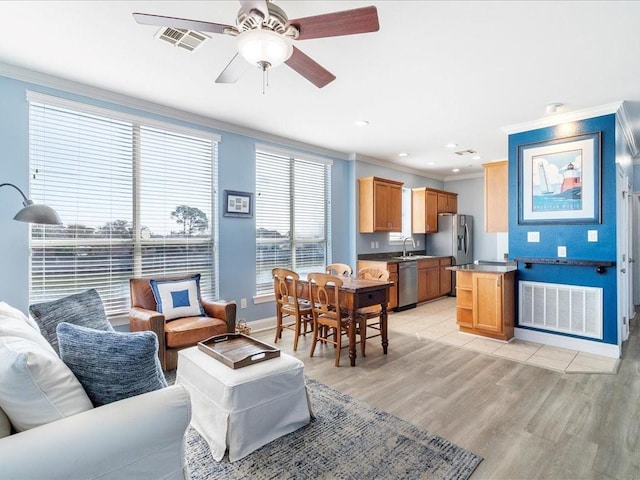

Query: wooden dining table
[293,276,392,366]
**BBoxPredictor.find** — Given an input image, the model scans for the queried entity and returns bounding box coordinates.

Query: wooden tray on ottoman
[198,333,280,369]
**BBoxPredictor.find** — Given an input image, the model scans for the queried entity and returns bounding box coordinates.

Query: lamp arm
[0,182,31,205]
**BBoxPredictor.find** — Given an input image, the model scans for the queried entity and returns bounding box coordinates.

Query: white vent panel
[155,27,209,52]
[519,281,602,339]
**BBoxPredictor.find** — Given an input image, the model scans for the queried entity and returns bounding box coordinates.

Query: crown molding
[350,153,446,181]
[500,102,624,135]
[444,171,484,182]
[616,101,639,157]
[0,61,350,162]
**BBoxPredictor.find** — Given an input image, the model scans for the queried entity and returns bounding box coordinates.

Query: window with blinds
[28,94,218,315]
[255,148,331,296]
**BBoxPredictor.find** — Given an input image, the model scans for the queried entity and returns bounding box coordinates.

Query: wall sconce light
[1,182,62,225]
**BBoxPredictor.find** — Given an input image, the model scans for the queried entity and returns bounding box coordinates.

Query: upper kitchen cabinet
[412,187,457,234]
[483,161,508,232]
[412,188,438,233]
[437,192,457,214]
[358,177,403,233]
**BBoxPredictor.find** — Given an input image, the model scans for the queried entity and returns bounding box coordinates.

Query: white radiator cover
[519,281,603,340]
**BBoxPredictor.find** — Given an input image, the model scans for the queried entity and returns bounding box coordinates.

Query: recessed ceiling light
[452,168,460,173]
[472,155,482,161]
[445,143,458,148]
[427,162,436,166]
[398,152,408,157]
[355,120,370,127]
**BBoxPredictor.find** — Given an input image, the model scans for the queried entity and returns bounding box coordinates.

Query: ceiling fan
[133,1,379,88]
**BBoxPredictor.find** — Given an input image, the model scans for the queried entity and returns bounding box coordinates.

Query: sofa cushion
[29,289,114,356]
[0,406,10,438]
[0,334,93,432]
[150,274,205,321]
[57,323,167,407]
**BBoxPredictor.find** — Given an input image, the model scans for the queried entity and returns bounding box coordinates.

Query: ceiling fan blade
[132,13,232,35]
[285,46,336,88]
[215,53,251,84]
[239,0,269,20]
[287,6,379,41]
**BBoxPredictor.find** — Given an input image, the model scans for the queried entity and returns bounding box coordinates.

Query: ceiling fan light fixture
[237,29,293,69]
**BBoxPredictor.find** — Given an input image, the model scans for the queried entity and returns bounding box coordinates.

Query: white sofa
[0,300,192,480]
[0,384,192,480]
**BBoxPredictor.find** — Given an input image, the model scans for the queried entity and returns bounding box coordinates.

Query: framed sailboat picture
[518,132,601,224]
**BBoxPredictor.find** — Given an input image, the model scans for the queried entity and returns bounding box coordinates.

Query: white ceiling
[1,1,639,179]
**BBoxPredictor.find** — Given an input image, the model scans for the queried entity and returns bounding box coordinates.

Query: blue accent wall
[508,114,618,344]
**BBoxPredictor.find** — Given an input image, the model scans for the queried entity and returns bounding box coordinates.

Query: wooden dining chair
[325,263,352,277]
[355,267,390,357]
[272,268,313,351]
[308,272,358,367]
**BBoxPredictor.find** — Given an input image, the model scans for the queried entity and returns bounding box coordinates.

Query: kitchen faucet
[402,236,416,257]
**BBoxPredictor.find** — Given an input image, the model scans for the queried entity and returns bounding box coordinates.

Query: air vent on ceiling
[155,27,209,51]
[453,149,477,156]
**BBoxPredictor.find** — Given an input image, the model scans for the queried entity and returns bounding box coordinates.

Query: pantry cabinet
[483,161,508,232]
[358,177,403,233]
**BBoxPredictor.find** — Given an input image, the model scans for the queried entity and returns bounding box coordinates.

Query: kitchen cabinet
[411,188,439,233]
[357,260,398,311]
[439,257,452,296]
[412,188,457,233]
[437,192,458,214]
[417,256,452,303]
[358,177,403,233]
[454,269,515,341]
[483,161,508,232]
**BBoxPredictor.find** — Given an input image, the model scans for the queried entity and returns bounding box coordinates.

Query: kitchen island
[448,263,517,341]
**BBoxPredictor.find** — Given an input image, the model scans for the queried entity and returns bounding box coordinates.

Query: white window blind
[28,98,217,315]
[255,148,331,296]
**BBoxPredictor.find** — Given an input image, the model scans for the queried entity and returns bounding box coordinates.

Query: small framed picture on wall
[223,190,253,218]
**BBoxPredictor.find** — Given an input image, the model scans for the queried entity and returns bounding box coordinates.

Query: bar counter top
[447,264,517,274]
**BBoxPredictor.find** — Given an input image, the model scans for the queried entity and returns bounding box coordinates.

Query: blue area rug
[174,374,482,479]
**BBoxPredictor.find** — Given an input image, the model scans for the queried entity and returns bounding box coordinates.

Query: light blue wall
[0,75,352,323]
[508,114,620,345]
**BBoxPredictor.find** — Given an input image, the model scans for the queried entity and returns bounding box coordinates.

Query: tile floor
[389,296,620,374]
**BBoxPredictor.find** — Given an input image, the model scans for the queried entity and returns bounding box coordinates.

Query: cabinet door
[389,270,398,310]
[484,161,508,232]
[425,267,440,300]
[373,181,391,231]
[472,273,503,333]
[425,190,438,233]
[439,258,452,296]
[447,194,458,214]
[387,183,403,231]
[417,264,428,303]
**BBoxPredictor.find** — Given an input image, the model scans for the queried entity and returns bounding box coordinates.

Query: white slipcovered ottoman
[176,346,311,461]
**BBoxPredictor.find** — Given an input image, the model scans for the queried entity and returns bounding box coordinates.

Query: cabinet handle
[496,276,501,287]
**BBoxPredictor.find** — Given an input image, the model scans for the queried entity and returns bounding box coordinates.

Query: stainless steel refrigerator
[426,214,473,295]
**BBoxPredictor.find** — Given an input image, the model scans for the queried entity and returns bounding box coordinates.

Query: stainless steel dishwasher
[397,260,418,311]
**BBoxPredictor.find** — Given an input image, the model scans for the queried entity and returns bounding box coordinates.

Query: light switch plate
[527,231,540,242]
[558,246,567,257]
[588,230,598,242]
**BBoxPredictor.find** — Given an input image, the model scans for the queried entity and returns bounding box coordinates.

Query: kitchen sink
[392,255,437,261]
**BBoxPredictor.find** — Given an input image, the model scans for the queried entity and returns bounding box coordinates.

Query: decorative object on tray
[198,334,279,369]
[235,319,251,335]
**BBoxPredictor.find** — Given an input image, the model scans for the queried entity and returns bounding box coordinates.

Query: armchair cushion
[150,274,205,320]
[29,289,114,356]
[0,406,11,439]
[57,323,167,406]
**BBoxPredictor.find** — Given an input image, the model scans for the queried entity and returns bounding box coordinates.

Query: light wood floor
[252,299,640,479]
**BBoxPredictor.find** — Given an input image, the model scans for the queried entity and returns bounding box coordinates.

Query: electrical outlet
[375,241,379,248]
[527,231,540,242]
[240,298,247,309]
[588,230,598,242]
[416,240,421,247]
[558,246,567,257]
[371,241,375,248]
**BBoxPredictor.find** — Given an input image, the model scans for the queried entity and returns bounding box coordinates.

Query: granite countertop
[447,264,517,273]
[358,252,450,263]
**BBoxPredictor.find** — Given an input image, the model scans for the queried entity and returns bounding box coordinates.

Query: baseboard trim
[514,327,620,359]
